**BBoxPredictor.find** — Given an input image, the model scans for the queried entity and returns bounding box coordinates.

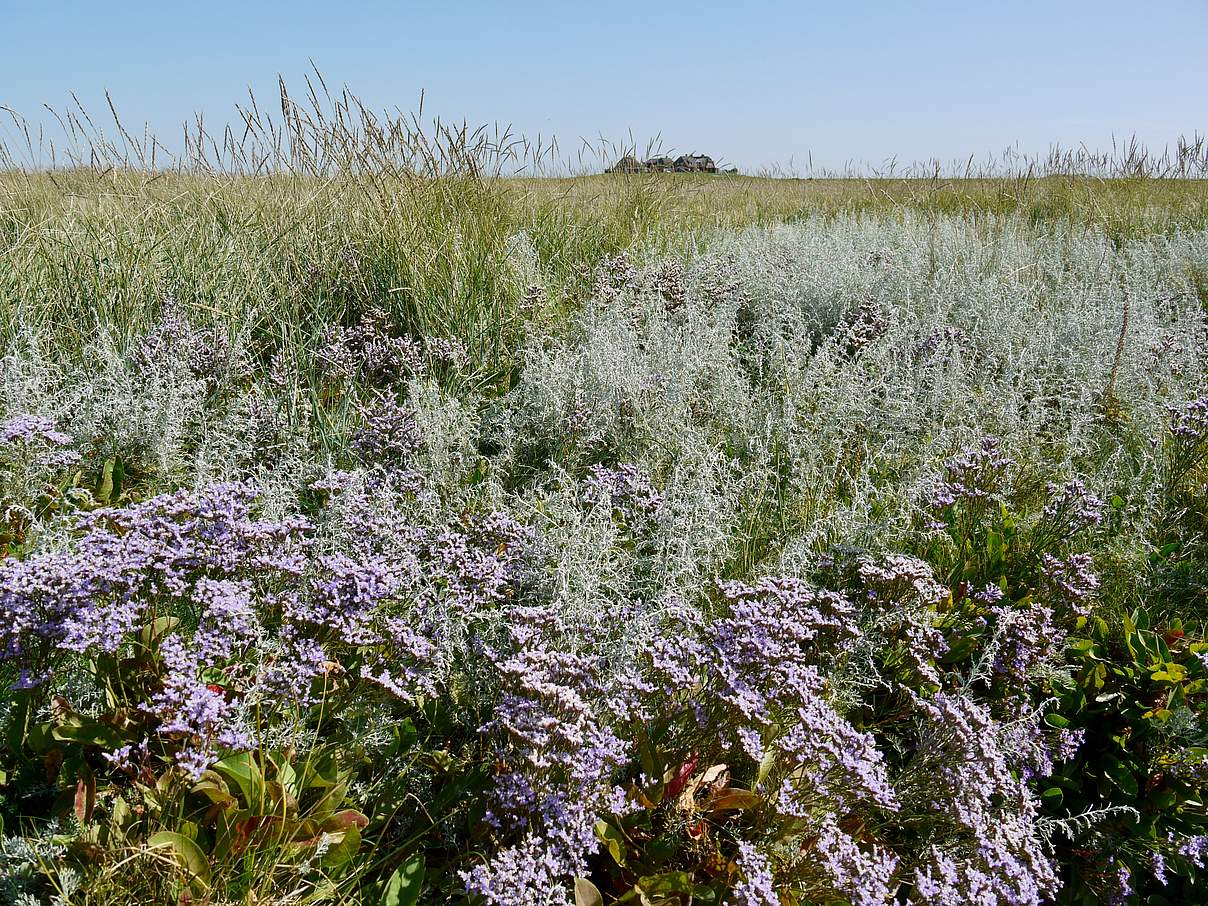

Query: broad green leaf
[595,820,627,867]
[574,877,604,906]
[148,831,210,890]
[213,752,265,807]
[51,722,126,750]
[638,871,695,894]
[1103,758,1139,797]
[321,825,361,868]
[382,854,425,906]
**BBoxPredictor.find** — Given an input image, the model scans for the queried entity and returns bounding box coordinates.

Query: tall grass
[3,76,1208,384]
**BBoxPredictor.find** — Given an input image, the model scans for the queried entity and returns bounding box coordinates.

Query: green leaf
[148,831,210,890]
[322,825,361,868]
[595,820,628,867]
[574,877,604,906]
[138,616,181,648]
[382,854,425,906]
[390,719,419,756]
[213,752,265,807]
[755,743,777,787]
[638,871,695,895]
[1040,787,1064,808]
[1103,758,1139,797]
[51,722,126,750]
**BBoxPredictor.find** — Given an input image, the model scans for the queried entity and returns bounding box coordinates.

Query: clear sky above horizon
[2,0,1206,173]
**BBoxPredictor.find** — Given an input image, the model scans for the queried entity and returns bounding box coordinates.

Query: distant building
[605,152,728,174]
[606,155,645,173]
[673,154,717,173]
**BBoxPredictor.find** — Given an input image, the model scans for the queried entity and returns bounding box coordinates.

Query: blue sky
[2,0,1206,172]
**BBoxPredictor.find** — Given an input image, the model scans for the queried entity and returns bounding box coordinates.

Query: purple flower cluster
[563,401,594,436]
[592,251,639,299]
[149,633,253,778]
[999,718,1084,782]
[460,833,569,906]
[0,482,308,667]
[1039,552,1099,615]
[1169,397,1208,440]
[1106,864,1133,906]
[350,393,421,466]
[424,336,469,369]
[652,577,897,819]
[820,551,951,685]
[989,599,1058,685]
[1177,834,1208,868]
[927,438,1015,510]
[134,302,243,383]
[1040,479,1105,532]
[815,817,899,906]
[915,326,969,362]
[835,299,892,357]
[1,415,71,447]
[465,607,636,903]
[582,464,663,524]
[318,307,424,385]
[0,482,317,775]
[0,414,80,471]
[732,841,778,906]
[907,691,1060,906]
[856,553,947,608]
[646,259,688,312]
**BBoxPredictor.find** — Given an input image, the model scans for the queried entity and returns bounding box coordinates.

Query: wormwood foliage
[0,183,1207,906]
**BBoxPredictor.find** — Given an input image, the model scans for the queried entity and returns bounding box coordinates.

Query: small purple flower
[1041,479,1105,531]
[0,414,70,447]
[733,841,777,906]
[582,464,662,523]
[1151,850,1168,886]
[1039,553,1098,615]
[351,393,421,466]
[1107,863,1133,906]
[1169,397,1208,440]
[927,438,1014,511]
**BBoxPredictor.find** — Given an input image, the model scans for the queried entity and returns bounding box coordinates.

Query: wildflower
[1169,397,1208,440]
[927,437,1014,510]
[351,393,421,466]
[732,841,778,906]
[815,818,899,906]
[1040,479,1105,532]
[425,336,469,369]
[582,464,662,523]
[836,299,892,356]
[0,415,70,447]
[149,634,252,779]
[1039,553,1098,615]
[1151,850,1168,886]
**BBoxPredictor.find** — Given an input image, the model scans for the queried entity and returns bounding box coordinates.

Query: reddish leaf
[707,788,762,813]
[74,770,96,823]
[664,751,699,799]
[322,809,370,831]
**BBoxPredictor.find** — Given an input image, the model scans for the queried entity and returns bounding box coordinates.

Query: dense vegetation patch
[0,172,1206,905]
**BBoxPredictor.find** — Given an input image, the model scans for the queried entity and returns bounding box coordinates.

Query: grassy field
[5,168,1208,355]
[1,150,1207,904]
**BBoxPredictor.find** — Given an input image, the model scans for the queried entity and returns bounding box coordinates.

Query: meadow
[1,102,1207,905]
